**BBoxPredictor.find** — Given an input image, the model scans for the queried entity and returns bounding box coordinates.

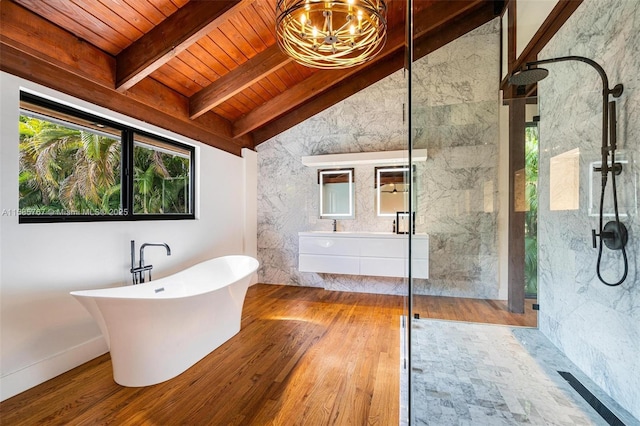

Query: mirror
[319,168,354,219]
[376,166,410,216]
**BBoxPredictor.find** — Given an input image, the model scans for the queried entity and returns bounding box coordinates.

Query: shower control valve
[593,162,623,175]
[592,221,628,250]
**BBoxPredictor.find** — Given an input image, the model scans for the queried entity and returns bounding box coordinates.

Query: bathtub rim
[70,255,259,300]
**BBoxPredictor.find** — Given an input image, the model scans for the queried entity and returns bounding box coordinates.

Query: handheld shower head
[507,55,628,286]
[508,67,549,86]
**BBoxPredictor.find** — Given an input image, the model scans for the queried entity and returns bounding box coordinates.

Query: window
[132,135,191,215]
[18,93,195,223]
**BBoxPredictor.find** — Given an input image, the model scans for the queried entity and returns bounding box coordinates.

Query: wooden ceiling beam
[252,50,406,144]
[116,0,251,91]
[0,0,115,86]
[1,1,251,155]
[189,44,293,119]
[233,0,486,138]
[413,1,496,61]
[1,43,247,156]
[413,0,485,38]
[252,1,495,145]
[232,27,406,138]
[500,0,583,91]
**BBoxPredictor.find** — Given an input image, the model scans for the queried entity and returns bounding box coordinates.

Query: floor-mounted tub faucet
[130,240,171,284]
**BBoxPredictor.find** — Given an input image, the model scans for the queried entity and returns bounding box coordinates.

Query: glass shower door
[407,3,506,423]
[406,0,415,424]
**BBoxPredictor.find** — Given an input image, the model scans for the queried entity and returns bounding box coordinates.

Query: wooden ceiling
[1,0,501,156]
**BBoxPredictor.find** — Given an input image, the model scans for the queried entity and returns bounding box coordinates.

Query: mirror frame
[318,168,355,219]
[375,166,411,217]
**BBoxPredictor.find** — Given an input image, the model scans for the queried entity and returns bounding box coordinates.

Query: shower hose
[596,147,629,286]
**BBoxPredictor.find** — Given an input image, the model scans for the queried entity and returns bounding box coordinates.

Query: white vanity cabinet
[298,232,429,278]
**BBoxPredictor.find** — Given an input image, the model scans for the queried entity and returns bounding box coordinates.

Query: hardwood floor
[0,284,536,425]
[413,295,538,327]
[1,285,404,425]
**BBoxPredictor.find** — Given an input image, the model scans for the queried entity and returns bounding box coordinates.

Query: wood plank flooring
[0,284,536,425]
[413,295,538,327]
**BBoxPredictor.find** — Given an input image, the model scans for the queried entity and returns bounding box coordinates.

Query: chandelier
[276,0,388,69]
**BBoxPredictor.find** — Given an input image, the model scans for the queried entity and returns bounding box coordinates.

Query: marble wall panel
[538,0,640,419]
[257,18,501,298]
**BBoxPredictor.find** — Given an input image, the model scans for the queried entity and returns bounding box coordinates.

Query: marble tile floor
[404,320,638,425]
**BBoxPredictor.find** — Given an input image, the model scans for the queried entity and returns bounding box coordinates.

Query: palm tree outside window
[17,92,194,223]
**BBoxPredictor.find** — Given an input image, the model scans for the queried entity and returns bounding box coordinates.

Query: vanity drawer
[299,254,359,275]
[412,259,429,279]
[360,238,407,258]
[299,236,360,256]
[298,233,429,279]
[412,238,429,258]
[360,257,406,277]
[359,257,428,279]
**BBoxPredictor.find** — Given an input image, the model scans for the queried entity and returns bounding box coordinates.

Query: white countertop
[298,231,428,238]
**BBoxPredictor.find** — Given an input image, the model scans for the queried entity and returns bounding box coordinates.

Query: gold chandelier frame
[276,0,388,69]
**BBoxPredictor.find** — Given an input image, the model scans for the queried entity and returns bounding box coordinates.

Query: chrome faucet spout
[140,242,172,267]
[131,242,171,284]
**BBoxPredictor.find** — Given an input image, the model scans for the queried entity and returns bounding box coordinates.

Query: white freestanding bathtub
[71,255,259,387]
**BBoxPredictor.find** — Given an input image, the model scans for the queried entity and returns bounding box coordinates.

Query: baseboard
[0,336,108,401]
[248,271,259,286]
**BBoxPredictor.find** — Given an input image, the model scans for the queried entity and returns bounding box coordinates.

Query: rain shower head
[506,55,628,286]
[508,67,549,86]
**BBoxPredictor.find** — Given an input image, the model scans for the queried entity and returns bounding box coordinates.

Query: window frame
[18,92,196,224]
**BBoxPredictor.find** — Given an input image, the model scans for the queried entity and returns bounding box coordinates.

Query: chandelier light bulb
[276,0,387,69]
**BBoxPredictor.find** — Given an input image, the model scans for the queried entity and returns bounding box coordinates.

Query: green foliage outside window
[19,114,121,215]
[18,111,192,220]
[525,125,539,296]
[133,143,190,214]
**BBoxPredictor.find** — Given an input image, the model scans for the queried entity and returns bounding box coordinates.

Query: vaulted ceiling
[1,0,501,156]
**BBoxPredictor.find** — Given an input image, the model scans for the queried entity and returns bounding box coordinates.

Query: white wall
[515,0,559,58]
[242,148,258,287]
[0,71,256,400]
